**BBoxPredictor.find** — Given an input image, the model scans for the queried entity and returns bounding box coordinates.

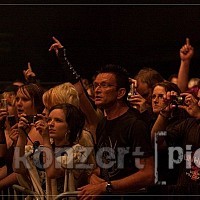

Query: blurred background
[0,4,200,86]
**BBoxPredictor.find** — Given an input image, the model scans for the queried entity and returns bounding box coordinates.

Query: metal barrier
[0,187,13,200]
[55,191,78,200]
[12,184,43,200]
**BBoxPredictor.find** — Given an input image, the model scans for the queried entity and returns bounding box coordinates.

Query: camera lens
[171,95,185,106]
[176,96,184,104]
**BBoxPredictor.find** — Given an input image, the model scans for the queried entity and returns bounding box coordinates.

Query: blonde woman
[42,82,97,145]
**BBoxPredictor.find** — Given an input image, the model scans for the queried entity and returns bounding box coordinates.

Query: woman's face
[47,108,69,145]
[15,88,36,117]
[152,85,167,114]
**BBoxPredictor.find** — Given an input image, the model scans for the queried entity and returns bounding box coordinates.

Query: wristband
[58,48,81,84]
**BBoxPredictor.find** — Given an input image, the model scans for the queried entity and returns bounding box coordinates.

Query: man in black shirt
[78,64,154,199]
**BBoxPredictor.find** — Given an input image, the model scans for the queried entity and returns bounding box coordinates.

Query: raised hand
[49,36,64,55]
[8,123,19,145]
[128,93,147,112]
[18,114,31,136]
[34,116,49,137]
[180,38,194,61]
[159,91,179,117]
[23,62,36,82]
[0,108,8,122]
[178,92,200,118]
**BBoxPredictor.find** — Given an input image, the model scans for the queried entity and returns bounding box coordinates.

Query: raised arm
[178,92,200,119]
[23,62,38,84]
[151,91,175,142]
[13,116,28,174]
[177,38,194,92]
[34,118,65,179]
[49,37,103,142]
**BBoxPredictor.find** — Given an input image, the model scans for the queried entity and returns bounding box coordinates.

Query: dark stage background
[0,4,200,87]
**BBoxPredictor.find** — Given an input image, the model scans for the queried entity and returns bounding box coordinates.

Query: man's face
[93,73,118,108]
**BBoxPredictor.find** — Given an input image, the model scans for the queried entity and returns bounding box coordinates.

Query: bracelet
[159,112,169,119]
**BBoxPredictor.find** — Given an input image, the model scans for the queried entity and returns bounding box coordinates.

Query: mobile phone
[0,99,8,110]
[127,80,137,101]
[130,83,137,96]
[7,115,17,127]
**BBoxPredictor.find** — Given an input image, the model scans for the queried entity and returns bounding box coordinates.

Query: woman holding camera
[12,83,45,191]
[151,81,188,124]
[151,81,189,186]
[34,103,95,195]
[0,83,45,193]
[151,86,200,195]
[13,83,95,197]
[13,83,45,146]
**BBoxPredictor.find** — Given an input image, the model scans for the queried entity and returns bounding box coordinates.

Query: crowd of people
[0,36,199,200]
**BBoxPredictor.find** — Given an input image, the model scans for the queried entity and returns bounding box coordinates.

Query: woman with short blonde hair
[43,82,79,113]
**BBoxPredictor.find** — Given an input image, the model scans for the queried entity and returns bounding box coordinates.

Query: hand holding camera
[177,92,200,118]
[18,114,41,136]
[34,114,49,137]
[171,95,186,107]
[7,115,17,127]
[24,115,40,124]
[8,123,19,146]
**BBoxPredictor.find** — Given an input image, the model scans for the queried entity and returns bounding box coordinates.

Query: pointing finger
[28,62,32,71]
[186,38,190,46]
[52,36,60,44]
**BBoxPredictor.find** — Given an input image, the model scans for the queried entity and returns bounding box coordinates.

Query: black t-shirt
[166,118,200,186]
[96,108,153,181]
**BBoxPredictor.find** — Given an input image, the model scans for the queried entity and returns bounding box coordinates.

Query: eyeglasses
[93,82,117,90]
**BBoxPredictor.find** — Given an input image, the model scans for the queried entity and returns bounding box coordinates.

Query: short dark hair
[18,83,45,113]
[153,81,181,94]
[49,103,85,145]
[98,64,130,101]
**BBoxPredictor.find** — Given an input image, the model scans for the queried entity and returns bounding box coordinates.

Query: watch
[106,181,113,193]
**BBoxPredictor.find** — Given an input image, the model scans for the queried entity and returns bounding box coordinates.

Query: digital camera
[171,95,185,106]
[24,115,40,124]
[0,99,8,110]
[7,115,17,127]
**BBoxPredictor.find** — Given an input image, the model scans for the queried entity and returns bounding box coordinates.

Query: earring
[50,137,54,145]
